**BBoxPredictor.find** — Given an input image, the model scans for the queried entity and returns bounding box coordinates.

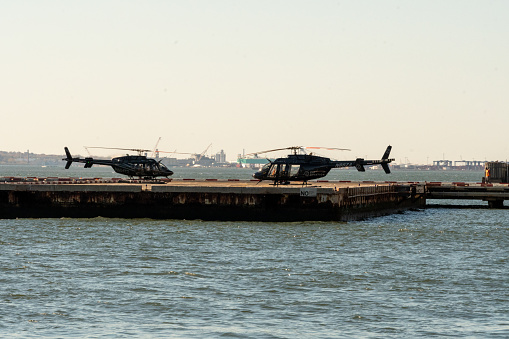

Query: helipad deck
[0,178,422,221]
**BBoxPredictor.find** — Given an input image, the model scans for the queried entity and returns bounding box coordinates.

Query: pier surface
[425,182,509,208]
[0,178,422,221]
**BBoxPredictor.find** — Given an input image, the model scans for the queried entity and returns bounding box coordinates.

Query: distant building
[161,157,179,166]
[215,150,226,163]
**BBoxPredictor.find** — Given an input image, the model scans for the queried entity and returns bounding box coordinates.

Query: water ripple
[1,212,508,338]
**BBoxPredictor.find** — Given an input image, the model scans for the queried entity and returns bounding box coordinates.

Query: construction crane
[156,143,213,165]
[152,137,162,158]
[196,143,212,162]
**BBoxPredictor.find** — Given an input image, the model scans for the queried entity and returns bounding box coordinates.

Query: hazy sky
[2,1,508,163]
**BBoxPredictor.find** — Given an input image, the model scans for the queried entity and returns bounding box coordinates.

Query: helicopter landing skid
[269,180,314,186]
[119,179,168,184]
[270,181,290,186]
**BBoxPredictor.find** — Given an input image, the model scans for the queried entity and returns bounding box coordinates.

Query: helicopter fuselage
[109,155,173,178]
[63,147,173,179]
[252,145,394,184]
[253,154,334,183]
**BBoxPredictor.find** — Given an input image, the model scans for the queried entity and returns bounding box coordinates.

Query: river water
[1,165,508,338]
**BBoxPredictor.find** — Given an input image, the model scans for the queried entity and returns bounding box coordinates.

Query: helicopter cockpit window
[267,164,278,179]
[261,163,271,171]
[290,165,300,178]
[280,164,290,178]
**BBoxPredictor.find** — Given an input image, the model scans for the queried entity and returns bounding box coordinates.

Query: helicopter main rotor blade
[85,146,152,153]
[246,146,350,157]
[245,146,303,156]
[304,147,351,151]
[157,151,196,156]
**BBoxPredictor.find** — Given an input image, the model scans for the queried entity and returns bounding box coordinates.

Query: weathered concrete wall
[0,183,424,221]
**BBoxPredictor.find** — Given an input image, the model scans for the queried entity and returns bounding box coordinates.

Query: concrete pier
[0,179,423,221]
[425,182,509,208]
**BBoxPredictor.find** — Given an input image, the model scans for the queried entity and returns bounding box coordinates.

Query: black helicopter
[63,147,173,179]
[251,145,394,184]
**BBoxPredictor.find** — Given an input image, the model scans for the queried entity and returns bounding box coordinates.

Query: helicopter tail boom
[332,145,393,173]
[63,147,98,169]
[360,145,393,173]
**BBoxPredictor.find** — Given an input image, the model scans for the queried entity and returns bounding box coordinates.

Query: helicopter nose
[252,172,261,179]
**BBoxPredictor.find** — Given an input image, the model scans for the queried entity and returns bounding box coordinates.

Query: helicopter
[62,146,174,179]
[251,145,394,185]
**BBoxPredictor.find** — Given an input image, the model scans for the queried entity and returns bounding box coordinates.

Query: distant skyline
[2,1,508,163]
[0,146,494,166]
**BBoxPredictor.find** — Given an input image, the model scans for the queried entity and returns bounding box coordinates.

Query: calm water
[0,163,486,182]
[1,166,508,338]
